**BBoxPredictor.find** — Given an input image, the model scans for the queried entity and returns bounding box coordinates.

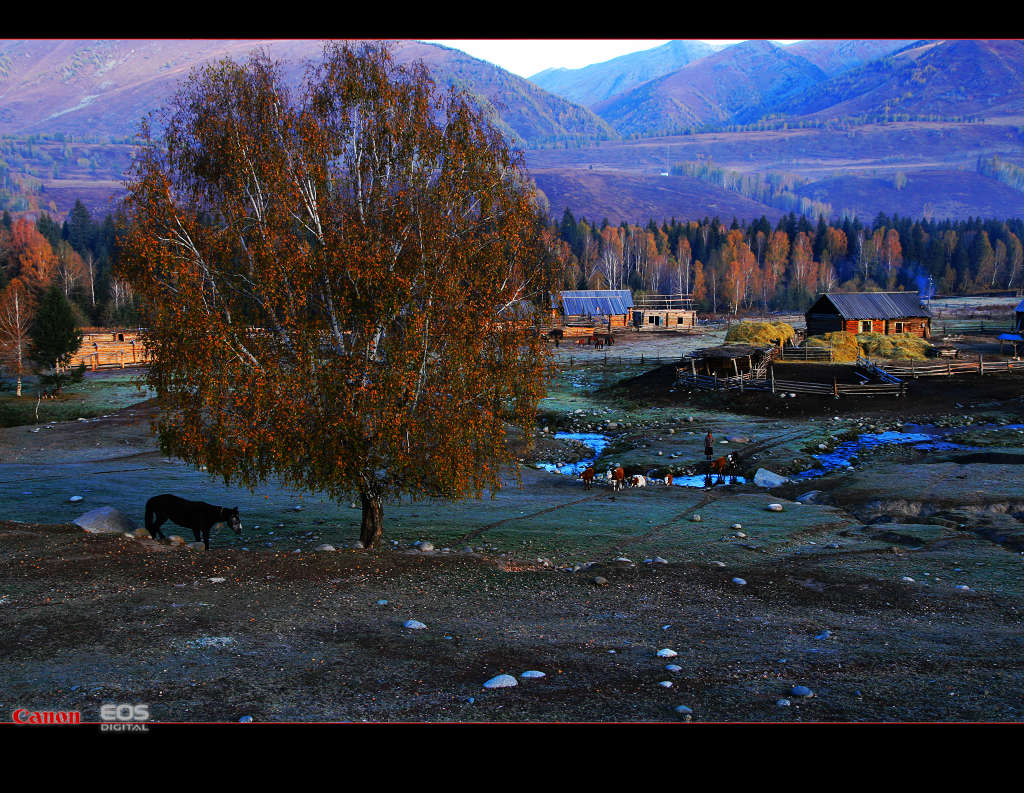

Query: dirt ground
[3,323,1024,724]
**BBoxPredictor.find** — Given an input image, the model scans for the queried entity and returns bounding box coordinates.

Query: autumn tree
[0,279,33,397]
[119,43,549,548]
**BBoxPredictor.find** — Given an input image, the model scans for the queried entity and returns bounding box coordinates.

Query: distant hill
[785,40,919,78]
[767,39,1024,122]
[0,39,617,148]
[593,40,827,136]
[529,40,715,108]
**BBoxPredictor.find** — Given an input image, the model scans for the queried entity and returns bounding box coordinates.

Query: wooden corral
[66,328,150,370]
[806,292,932,338]
[679,344,775,381]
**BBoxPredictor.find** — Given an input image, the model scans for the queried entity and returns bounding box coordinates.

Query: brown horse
[581,466,595,490]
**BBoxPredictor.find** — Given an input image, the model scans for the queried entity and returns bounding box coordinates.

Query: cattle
[630,474,647,488]
[581,466,596,490]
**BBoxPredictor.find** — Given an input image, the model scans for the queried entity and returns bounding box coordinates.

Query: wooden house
[805,292,932,339]
[553,290,633,329]
[630,293,697,331]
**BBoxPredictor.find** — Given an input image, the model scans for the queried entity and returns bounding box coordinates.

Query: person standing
[704,430,715,463]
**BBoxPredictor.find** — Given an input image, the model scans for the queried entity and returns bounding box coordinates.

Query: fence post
[980,354,984,375]
[770,364,776,394]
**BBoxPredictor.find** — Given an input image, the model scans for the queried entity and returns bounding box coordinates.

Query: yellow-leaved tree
[119,43,550,548]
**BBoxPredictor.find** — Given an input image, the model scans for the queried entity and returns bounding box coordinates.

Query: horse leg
[203,526,210,551]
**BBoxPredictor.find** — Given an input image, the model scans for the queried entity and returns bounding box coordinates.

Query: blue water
[535,432,612,476]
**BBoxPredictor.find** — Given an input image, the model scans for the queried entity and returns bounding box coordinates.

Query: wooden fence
[64,340,152,371]
[676,370,905,397]
[933,321,1013,337]
[871,355,1024,378]
[777,343,833,361]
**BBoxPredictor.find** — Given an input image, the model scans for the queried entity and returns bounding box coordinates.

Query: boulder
[73,506,136,535]
[753,468,789,488]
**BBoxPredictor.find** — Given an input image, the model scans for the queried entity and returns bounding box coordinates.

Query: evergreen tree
[29,285,83,376]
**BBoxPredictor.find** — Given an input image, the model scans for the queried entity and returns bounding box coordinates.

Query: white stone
[674,705,693,715]
[767,503,784,512]
[656,648,678,658]
[732,577,747,585]
[665,664,682,672]
[483,674,518,689]
[314,544,336,552]
[520,670,546,679]
[658,681,673,688]
[208,577,226,584]
[68,495,84,503]
[404,619,427,630]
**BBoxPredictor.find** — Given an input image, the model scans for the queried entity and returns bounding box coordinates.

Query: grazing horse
[594,336,605,350]
[581,466,595,490]
[145,494,242,550]
[709,451,742,483]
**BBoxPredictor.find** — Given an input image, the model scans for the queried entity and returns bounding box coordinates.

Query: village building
[552,290,634,329]
[805,291,932,339]
[630,293,697,331]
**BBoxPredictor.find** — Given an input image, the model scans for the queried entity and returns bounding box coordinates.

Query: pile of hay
[724,321,796,346]
[806,331,933,362]
[806,331,860,362]
[858,332,933,360]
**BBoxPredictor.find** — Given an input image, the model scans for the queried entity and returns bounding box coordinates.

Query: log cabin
[805,292,932,339]
[552,290,634,330]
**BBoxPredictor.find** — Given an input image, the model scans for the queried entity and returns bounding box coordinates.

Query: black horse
[145,494,242,550]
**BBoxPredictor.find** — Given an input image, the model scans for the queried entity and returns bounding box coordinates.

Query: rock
[293,505,303,511]
[208,577,226,584]
[483,674,518,689]
[791,685,814,697]
[593,576,608,586]
[651,556,668,565]
[955,584,971,591]
[767,503,784,512]
[776,699,791,707]
[239,716,253,723]
[419,542,435,552]
[795,490,825,504]
[73,506,135,534]
[753,468,789,488]
[731,523,743,530]
[691,514,702,522]
[814,630,831,640]
[658,681,673,688]
[674,705,693,717]
[314,544,336,552]
[727,436,750,444]
[665,664,682,672]
[187,542,206,551]
[656,648,678,658]
[377,599,388,605]
[351,540,364,549]
[710,560,726,567]
[168,535,185,546]
[732,577,747,586]
[403,619,427,630]
[520,670,546,679]
[901,576,916,583]
[734,531,747,539]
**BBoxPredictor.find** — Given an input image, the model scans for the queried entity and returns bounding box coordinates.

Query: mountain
[785,39,919,78]
[593,40,828,136]
[529,40,715,108]
[0,39,617,148]
[769,39,1024,122]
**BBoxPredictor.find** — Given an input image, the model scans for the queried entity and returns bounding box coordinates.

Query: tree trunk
[359,490,383,548]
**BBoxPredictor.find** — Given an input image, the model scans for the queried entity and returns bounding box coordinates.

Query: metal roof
[809,292,931,319]
[557,290,634,316]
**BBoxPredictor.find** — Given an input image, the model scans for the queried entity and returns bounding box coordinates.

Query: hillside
[785,40,919,78]
[593,40,827,137]
[0,39,616,148]
[770,39,1024,122]
[529,40,715,108]
[531,168,782,225]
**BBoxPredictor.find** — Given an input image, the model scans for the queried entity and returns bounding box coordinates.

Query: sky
[427,40,802,79]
